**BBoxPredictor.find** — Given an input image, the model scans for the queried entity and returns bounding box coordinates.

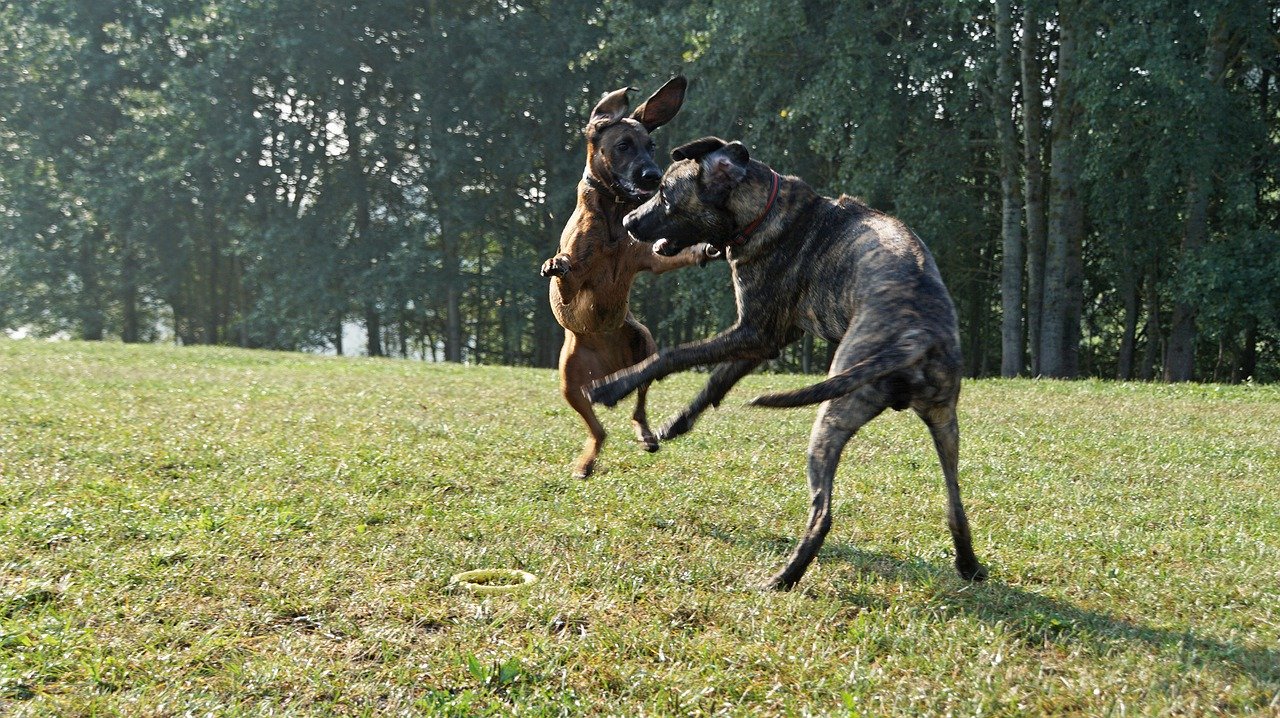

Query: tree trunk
[1139,270,1162,381]
[1233,317,1257,383]
[365,302,383,357]
[1165,18,1233,382]
[344,89,382,358]
[205,213,219,345]
[1021,6,1049,376]
[533,201,561,367]
[1063,199,1085,377]
[995,0,1025,377]
[471,249,486,364]
[1116,273,1139,380]
[399,307,410,359]
[79,227,106,341]
[121,238,140,343]
[235,254,249,348]
[1039,1,1084,379]
[1165,170,1209,382]
[442,223,463,363]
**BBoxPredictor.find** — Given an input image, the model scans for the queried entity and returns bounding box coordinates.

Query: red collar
[729,170,780,247]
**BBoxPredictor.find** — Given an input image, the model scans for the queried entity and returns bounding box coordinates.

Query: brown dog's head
[584,76,687,202]
[623,136,753,255]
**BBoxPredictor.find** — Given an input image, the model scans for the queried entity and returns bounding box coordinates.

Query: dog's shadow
[727,529,1280,688]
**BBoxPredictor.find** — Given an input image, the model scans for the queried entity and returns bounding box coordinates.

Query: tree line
[1,0,1277,381]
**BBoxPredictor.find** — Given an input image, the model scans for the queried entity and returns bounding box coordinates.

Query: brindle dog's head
[584,76,687,202]
[623,136,752,255]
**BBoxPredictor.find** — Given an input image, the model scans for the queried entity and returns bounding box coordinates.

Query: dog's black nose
[638,168,661,189]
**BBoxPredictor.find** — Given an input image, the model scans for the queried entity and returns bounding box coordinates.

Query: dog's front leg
[587,324,774,408]
[539,252,573,278]
[659,359,762,440]
[641,243,721,275]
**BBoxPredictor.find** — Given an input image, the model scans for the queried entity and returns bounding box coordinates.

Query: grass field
[1,340,1278,716]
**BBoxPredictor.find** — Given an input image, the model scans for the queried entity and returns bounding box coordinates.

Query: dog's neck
[582,170,632,207]
[726,167,819,263]
[728,168,780,248]
[579,173,638,245]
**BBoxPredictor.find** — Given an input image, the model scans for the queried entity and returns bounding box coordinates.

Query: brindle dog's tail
[748,331,932,409]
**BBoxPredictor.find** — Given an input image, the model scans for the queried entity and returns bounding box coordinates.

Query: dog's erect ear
[702,141,750,203]
[719,141,750,166]
[630,76,687,132]
[672,136,728,162]
[589,86,632,130]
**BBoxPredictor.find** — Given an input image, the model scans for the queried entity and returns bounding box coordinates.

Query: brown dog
[540,77,715,478]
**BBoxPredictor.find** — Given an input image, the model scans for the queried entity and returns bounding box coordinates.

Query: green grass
[1,340,1278,716]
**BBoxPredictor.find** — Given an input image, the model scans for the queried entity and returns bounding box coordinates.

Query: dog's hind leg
[918,403,987,581]
[564,382,607,478]
[561,340,609,478]
[631,381,659,452]
[763,387,887,590]
[659,359,761,441]
[623,315,660,452]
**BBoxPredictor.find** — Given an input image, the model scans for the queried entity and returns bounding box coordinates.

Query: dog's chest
[549,271,635,334]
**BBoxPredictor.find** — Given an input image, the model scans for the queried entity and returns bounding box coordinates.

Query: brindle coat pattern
[541,77,715,479]
[588,137,987,590]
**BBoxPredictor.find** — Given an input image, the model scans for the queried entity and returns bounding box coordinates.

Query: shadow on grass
[815,541,1280,689]
[685,514,1279,690]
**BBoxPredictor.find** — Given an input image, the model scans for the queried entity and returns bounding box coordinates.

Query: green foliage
[0,1,1277,380]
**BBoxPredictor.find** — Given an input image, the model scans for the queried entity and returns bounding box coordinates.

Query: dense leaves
[1,0,1277,380]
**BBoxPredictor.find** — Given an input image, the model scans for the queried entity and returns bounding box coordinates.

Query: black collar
[584,171,629,206]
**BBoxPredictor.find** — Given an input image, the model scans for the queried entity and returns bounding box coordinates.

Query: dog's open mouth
[614,178,655,203]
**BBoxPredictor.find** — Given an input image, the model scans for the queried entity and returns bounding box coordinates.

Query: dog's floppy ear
[672,136,728,162]
[631,76,687,132]
[702,141,750,203]
[588,86,632,132]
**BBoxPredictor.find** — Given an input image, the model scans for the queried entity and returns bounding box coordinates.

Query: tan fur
[541,83,709,478]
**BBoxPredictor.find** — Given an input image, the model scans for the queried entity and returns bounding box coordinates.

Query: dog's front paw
[695,243,723,266]
[758,572,799,592]
[586,377,631,408]
[657,413,693,441]
[540,255,571,278]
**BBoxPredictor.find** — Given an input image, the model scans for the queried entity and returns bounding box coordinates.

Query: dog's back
[747,186,957,356]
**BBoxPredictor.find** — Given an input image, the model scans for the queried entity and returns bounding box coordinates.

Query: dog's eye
[615,140,631,153]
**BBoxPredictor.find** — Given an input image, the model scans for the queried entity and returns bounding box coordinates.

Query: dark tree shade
[1,0,1277,382]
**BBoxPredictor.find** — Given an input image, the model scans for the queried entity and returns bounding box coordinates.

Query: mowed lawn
[1,340,1277,716]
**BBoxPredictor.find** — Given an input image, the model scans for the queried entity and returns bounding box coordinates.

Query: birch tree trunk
[1039,0,1084,378]
[995,0,1025,377]
[1020,6,1049,375]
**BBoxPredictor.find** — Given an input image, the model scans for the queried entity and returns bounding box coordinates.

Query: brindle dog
[587,137,987,590]
[541,77,715,479]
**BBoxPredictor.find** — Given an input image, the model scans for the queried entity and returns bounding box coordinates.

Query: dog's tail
[749,331,933,409]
